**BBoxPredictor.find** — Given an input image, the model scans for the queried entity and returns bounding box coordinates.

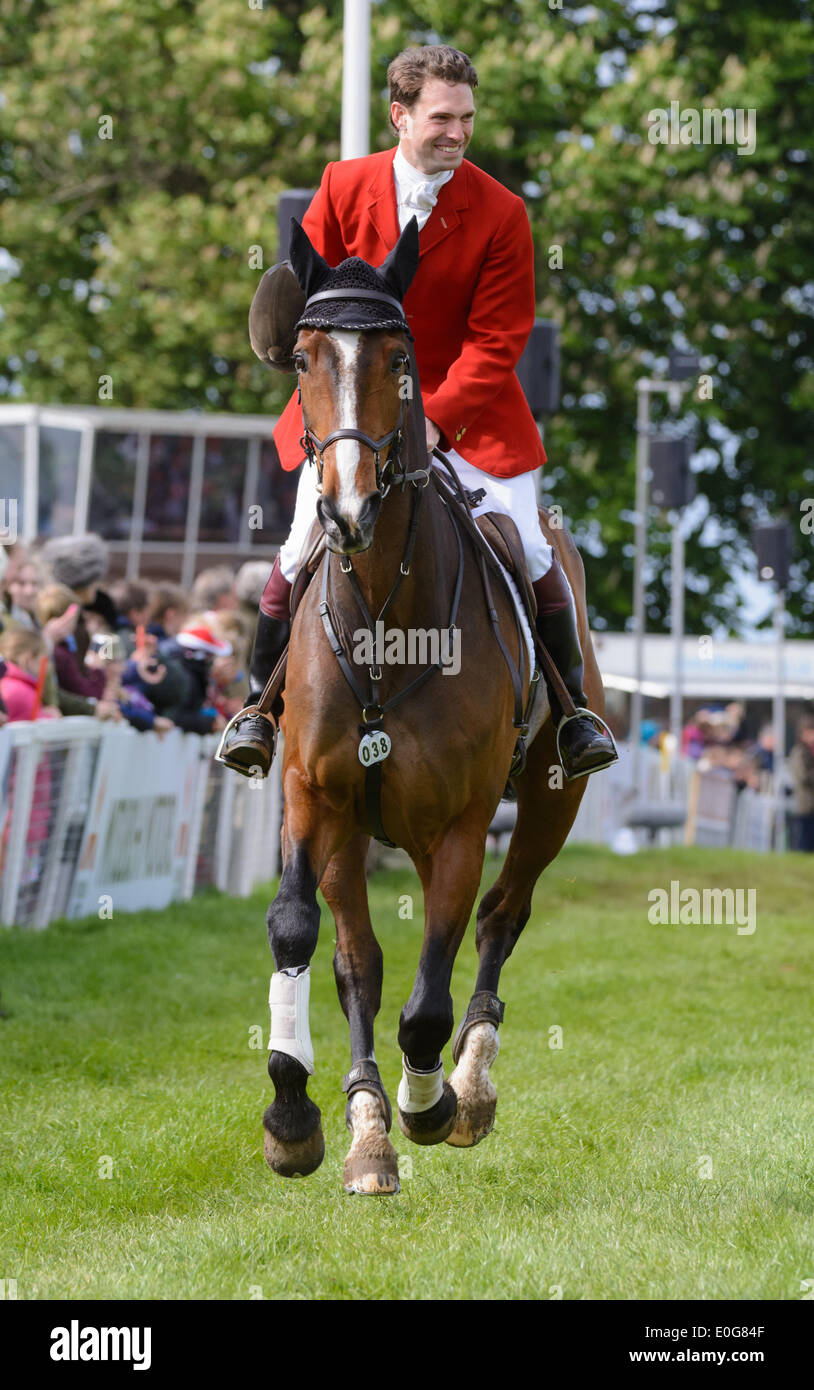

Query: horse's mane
[402,342,429,472]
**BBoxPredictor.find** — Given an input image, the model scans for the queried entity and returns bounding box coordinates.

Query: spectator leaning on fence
[129,618,230,734]
[1,554,103,718]
[788,713,814,853]
[0,628,61,722]
[40,532,116,664]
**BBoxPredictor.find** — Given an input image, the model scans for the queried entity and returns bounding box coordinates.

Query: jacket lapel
[367,151,470,258]
[418,163,469,258]
[367,152,400,252]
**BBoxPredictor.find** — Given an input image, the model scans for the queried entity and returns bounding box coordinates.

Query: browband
[301,287,408,317]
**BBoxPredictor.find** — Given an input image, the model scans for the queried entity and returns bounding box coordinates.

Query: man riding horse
[220,43,616,781]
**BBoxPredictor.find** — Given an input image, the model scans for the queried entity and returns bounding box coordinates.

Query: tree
[1,0,812,634]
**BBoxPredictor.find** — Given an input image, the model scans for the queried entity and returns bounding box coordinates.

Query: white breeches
[278,450,554,583]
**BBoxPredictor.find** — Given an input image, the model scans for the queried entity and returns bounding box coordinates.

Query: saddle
[474,511,537,630]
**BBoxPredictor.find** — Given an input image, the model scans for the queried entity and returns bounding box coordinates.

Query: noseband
[296,288,429,496]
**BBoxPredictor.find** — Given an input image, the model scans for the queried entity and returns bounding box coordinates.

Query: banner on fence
[67,727,203,918]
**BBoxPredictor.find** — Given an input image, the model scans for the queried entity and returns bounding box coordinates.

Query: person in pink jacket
[0,628,60,884]
[0,629,61,722]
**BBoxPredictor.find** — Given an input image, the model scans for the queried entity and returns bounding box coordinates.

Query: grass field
[1,844,813,1301]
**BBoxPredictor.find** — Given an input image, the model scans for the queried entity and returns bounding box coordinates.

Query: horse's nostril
[317,496,348,538]
[357,492,382,532]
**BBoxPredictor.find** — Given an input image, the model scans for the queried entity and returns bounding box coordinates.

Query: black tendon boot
[532,562,618,779]
[216,608,290,777]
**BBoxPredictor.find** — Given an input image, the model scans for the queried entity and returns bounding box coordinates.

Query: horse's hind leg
[397,807,488,1146]
[447,718,587,1147]
[321,834,399,1196]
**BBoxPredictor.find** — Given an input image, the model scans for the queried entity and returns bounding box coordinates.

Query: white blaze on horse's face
[308,327,388,555]
[329,330,366,518]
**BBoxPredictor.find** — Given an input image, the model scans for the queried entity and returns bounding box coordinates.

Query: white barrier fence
[557,743,777,852]
[0,719,282,929]
[0,724,781,930]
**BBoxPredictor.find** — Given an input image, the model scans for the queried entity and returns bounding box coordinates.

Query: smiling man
[221,44,616,781]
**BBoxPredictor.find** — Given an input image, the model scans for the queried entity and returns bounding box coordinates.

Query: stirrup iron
[555,706,619,781]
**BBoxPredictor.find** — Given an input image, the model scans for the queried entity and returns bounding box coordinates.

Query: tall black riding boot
[216,553,293,776]
[215,608,290,777]
[532,562,618,780]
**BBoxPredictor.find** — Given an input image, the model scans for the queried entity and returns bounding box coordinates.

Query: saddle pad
[473,513,536,679]
[475,512,537,625]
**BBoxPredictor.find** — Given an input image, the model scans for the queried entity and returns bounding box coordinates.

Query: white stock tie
[403,181,442,215]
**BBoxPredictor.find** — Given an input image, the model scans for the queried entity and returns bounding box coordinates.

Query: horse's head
[249,218,421,555]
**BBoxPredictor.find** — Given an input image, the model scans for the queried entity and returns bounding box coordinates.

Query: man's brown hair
[387,45,478,133]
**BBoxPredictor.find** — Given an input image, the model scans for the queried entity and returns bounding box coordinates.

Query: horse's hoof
[397,1080,458,1146]
[445,1095,497,1147]
[342,1152,400,1195]
[446,1021,499,1147]
[263,1105,325,1177]
[343,1089,400,1194]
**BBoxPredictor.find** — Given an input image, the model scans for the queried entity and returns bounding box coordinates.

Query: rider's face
[391,79,475,176]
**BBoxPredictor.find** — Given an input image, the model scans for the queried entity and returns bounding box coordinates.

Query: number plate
[358,732,392,766]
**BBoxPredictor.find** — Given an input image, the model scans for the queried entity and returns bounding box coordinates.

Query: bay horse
[257,217,604,1193]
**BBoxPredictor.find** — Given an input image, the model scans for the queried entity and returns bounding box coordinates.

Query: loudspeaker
[650,436,696,509]
[753,522,792,590]
[668,349,701,381]
[516,320,560,416]
[277,190,317,261]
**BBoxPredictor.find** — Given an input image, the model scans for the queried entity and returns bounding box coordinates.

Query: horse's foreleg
[263,841,324,1176]
[447,717,587,1147]
[397,810,487,1146]
[263,790,347,1179]
[321,835,399,1195]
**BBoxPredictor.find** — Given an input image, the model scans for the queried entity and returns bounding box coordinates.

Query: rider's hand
[425,418,441,455]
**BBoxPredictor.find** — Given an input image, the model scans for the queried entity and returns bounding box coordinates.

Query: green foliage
[1,1,812,633]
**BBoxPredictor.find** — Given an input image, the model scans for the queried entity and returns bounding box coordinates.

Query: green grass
[1,845,813,1301]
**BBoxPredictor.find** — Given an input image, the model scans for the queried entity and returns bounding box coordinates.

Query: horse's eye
[391,353,407,373]
[293,352,307,372]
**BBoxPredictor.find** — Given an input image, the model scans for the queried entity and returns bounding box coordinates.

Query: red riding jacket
[272,149,546,479]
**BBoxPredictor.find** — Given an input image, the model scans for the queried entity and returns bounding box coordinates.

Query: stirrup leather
[214,703,278,774]
[555,706,619,781]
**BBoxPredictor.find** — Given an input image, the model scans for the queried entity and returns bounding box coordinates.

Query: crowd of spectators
[642,700,814,852]
[0,533,272,739]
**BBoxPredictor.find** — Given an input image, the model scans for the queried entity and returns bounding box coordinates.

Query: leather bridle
[296,288,429,496]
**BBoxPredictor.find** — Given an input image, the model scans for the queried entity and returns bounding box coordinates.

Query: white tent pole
[341,0,370,160]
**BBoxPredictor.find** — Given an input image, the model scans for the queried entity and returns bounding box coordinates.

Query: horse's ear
[378,217,420,302]
[248,262,307,373]
[288,218,331,298]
